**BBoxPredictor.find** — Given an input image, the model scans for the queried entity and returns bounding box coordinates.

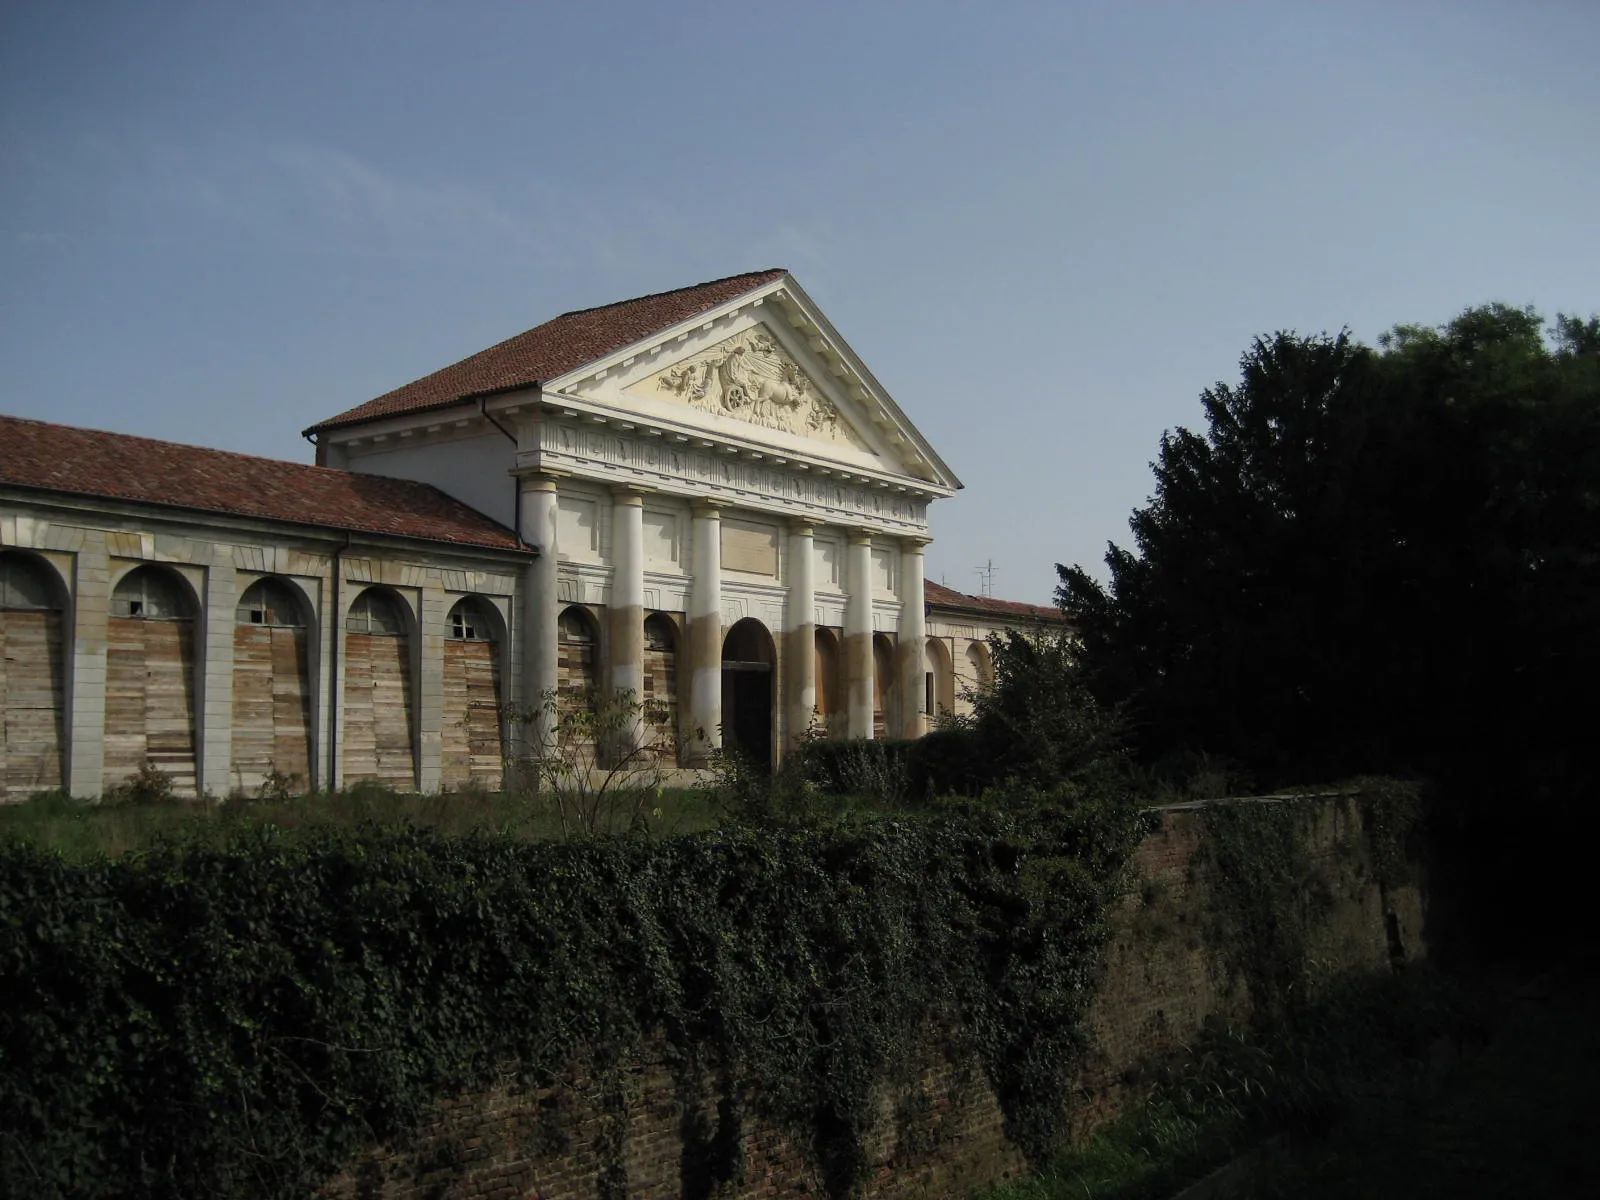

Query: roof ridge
[550,267,786,321]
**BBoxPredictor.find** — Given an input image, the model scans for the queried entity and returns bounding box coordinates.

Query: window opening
[346,590,406,636]
[0,557,59,611]
[111,567,189,620]
[236,579,306,628]
[559,608,596,643]
[448,599,496,641]
[644,614,676,651]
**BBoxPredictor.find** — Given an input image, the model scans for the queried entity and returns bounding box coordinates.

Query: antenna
[974,559,996,598]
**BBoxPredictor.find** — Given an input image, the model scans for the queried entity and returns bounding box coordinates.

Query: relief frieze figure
[650,327,867,449]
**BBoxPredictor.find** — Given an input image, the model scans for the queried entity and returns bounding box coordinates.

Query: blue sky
[3,0,1596,601]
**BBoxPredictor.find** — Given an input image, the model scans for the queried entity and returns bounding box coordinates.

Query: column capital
[691,499,722,520]
[848,528,876,546]
[610,485,645,505]
[517,470,564,492]
[787,518,816,537]
[900,535,931,552]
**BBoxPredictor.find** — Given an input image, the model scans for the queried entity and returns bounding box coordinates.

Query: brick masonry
[324,798,1424,1199]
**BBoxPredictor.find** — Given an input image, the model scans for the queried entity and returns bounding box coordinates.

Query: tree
[1059,306,1600,788]
[967,627,1128,796]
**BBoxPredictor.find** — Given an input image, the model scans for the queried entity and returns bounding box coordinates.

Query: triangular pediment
[546,283,959,491]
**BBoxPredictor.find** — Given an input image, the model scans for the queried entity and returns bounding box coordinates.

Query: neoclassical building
[0,270,1061,799]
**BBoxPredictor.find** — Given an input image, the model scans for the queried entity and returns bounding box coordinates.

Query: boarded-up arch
[442,596,504,791]
[643,613,680,765]
[966,640,995,693]
[558,605,602,762]
[926,637,956,721]
[0,552,67,799]
[814,627,842,737]
[231,578,313,795]
[107,564,199,794]
[872,633,896,741]
[343,587,416,789]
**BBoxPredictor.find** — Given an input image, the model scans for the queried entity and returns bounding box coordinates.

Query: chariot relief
[644,327,867,449]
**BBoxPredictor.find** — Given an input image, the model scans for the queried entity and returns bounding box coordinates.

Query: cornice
[535,392,950,500]
[0,487,537,565]
[524,417,932,536]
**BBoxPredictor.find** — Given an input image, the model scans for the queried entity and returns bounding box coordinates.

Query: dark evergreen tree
[1059,305,1600,791]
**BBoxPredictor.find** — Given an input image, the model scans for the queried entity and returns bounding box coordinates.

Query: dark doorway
[721,618,775,773]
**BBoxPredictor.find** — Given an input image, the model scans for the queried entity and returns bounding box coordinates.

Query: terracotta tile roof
[0,415,527,552]
[924,579,1067,622]
[305,268,789,435]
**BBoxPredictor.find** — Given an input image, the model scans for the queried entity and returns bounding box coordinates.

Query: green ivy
[0,801,1147,1199]
[1195,781,1422,1021]
[1196,799,1322,1018]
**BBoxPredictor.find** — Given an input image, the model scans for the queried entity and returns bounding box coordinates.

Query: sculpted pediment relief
[624,326,869,452]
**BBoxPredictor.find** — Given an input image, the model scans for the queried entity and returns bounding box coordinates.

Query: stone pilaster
[197,558,237,796]
[844,530,875,740]
[687,501,722,758]
[609,488,645,751]
[66,534,109,797]
[416,583,446,792]
[784,519,816,750]
[896,537,929,740]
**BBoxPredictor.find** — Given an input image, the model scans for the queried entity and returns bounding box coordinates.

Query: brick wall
[324,798,1424,1199]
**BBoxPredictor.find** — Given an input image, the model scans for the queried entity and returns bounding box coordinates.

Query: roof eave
[0,482,536,559]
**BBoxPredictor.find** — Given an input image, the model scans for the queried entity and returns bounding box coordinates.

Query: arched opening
[558,605,602,762]
[926,637,956,722]
[107,565,199,794]
[814,627,842,737]
[966,640,995,693]
[343,587,416,789]
[232,578,313,795]
[0,552,67,798]
[872,633,896,740]
[722,618,775,772]
[642,613,681,765]
[442,596,504,790]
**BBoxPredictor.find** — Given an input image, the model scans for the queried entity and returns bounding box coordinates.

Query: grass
[0,783,727,858]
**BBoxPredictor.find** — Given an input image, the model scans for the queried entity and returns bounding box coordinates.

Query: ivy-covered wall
[0,791,1423,1200]
[319,795,1424,1199]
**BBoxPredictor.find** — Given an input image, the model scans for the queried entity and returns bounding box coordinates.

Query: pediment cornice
[539,276,962,492]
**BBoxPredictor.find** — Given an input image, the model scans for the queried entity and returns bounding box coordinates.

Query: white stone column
[66,534,110,797]
[896,537,929,740]
[197,558,237,797]
[784,520,816,752]
[519,473,561,757]
[608,487,645,751]
[687,500,722,758]
[844,530,875,740]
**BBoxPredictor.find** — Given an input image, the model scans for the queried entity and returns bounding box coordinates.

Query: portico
[309,270,963,768]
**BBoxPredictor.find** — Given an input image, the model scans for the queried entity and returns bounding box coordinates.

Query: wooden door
[442,638,502,790]
[232,624,312,793]
[343,631,416,789]
[106,617,197,794]
[0,609,65,798]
